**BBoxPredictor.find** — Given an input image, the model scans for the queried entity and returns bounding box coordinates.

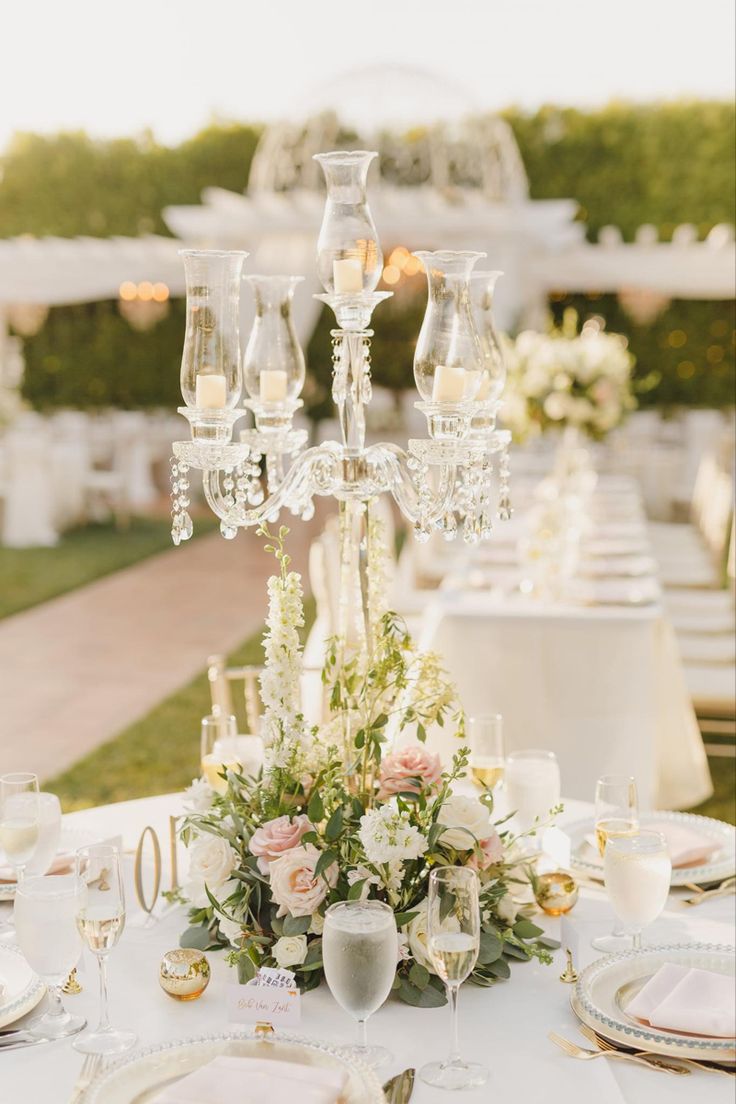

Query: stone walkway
[0,521,318,780]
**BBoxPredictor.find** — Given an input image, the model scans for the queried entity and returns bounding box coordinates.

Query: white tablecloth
[2,794,734,1104]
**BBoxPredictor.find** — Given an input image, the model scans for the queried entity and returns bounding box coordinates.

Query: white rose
[184,835,238,907]
[406,897,459,972]
[183,777,214,813]
[496,892,518,926]
[436,795,493,851]
[309,912,325,935]
[273,935,308,968]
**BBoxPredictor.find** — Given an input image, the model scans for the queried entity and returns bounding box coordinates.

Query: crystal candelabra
[170,150,512,581]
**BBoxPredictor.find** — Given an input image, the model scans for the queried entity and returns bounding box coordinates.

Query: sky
[1,0,734,149]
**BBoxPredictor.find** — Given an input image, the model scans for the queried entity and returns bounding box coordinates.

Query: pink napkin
[585,821,720,869]
[151,1054,348,1104]
[0,852,72,883]
[627,963,736,1038]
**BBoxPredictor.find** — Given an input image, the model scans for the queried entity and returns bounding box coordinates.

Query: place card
[227,978,301,1028]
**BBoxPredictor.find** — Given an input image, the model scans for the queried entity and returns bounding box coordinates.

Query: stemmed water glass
[322,899,397,1069]
[14,874,86,1039]
[505,749,560,846]
[73,844,136,1055]
[468,714,505,792]
[604,831,671,950]
[592,774,639,952]
[420,867,488,1091]
[0,772,40,937]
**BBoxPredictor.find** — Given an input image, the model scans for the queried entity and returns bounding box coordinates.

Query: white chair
[1,428,58,547]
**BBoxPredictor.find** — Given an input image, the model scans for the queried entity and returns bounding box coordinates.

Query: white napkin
[151,1054,347,1104]
[627,963,736,1038]
[584,821,720,869]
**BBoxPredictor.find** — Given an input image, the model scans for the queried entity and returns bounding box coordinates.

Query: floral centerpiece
[502,310,636,443]
[178,521,559,1007]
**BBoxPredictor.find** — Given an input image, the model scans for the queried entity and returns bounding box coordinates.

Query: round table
[2,794,734,1103]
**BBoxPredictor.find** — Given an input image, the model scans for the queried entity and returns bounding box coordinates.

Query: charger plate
[566,810,736,887]
[572,943,736,1065]
[86,1030,385,1104]
[0,944,45,1029]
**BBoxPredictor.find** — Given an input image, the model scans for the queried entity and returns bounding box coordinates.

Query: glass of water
[14,874,86,1039]
[604,831,671,950]
[73,844,136,1055]
[592,774,639,952]
[0,773,40,884]
[322,899,397,1069]
[25,793,62,877]
[420,866,488,1091]
[505,749,560,841]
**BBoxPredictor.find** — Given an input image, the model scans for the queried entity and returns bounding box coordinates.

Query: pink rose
[467,829,504,872]
[269,844,338,918]
[249,814,313,874]
[378,745,443,798]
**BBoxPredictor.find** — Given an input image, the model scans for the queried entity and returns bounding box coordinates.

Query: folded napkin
[584,821,720,869]
[152,1054,347,1104]
[0,852,72,883]
[627,963,736,1038]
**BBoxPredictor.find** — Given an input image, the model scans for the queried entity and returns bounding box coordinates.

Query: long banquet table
[2,794,733,1104]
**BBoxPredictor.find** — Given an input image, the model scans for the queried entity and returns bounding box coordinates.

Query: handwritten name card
[227,979,301,1027]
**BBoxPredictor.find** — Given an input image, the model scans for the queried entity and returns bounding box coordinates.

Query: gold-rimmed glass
[592,774,639,952]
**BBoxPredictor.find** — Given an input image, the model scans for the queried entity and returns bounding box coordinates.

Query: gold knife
[382,1067,416,1103]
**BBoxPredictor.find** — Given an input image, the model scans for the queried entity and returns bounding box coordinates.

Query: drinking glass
[73,844,136,1055]
[420,867,488,1090]
[322,899,397,1069]
[469,714,505,791]
[25,793,62,876]
[200,713,263,795]
[505,750,560,840]
[604,831,671,950]
[592,775,639,952]
[0,773,40,884]
[14,874,86,1039]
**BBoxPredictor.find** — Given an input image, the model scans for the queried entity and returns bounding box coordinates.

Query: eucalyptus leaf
[180,926,214,951]
[409,963,430,989]
[486,958,511,979]
[477,930,503,964]
[283,913,311,936]
[513,919,545,940]
[397,977,447,1008]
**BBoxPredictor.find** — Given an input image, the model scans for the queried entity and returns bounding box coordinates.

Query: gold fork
[548,1032,689,1075]
[682,877,736,907]
[69,1052,104,1103]
[580,1023,735,1078]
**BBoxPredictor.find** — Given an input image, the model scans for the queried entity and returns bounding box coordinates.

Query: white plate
[86,1031,386,1104]
[0,827,98,900]
[0,944,45,1029]
[567,810,736,887]
[573,943,736,1063]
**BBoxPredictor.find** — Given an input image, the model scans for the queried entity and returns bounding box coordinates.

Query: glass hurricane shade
[314,151,383,295]
[179,250,248,409]
[470,270,506,403]
[243,276,306,403]
[413,251,487,403]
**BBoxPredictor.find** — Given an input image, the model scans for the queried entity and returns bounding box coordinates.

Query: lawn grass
[1,515,215,621]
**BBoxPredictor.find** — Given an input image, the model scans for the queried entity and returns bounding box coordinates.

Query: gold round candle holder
[159,948,211,1001]
[532,870,579,916]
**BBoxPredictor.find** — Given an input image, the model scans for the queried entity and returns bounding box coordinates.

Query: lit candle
[259,369,288,403]
[432,364,466,402]
[195,373,227,408]
[333,258,363,294]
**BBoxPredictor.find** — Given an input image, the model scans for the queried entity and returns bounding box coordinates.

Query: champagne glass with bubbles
[592,774,639,952]
[74,844,136,1055]
[420,867,488,1091]
[322,899,397,1069]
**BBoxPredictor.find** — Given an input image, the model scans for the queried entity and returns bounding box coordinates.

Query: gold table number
[134,825,162,915]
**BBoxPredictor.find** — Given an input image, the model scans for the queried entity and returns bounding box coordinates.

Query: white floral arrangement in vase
[502,310,636,443]
[177,520,559,1007]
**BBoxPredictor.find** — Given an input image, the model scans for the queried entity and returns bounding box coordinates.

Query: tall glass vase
[242,275,306,403]
[314,151,382,294]
[179,250,248,410]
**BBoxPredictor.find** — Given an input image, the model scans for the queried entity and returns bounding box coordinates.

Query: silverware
[580,1023,735,1078]
[69,1053,103,1103]
[382,1067,416,1103]
[548,1031,689,1075]
[682,877,736,907]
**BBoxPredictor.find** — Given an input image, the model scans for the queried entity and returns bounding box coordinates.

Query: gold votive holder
[532,870,579,916]
[159,948,211,1001]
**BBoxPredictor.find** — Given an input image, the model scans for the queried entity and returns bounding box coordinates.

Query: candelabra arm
[375,443,457,528]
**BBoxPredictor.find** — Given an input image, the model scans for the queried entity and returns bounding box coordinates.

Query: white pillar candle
[195,373,227,408]
[333,257,363,294]
[432,363,466,402]
[259,369,288,402]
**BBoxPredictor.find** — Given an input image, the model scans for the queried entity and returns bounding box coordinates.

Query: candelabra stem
[332,328,372,455]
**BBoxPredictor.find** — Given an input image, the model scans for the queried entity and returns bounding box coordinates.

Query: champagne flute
[604,831,671,950]
[322,900,397,1069]
[200,713,263,794]
[14,874,86,1039]
[73,844,136,1055]
[0,772,40,938]
[592,774,639,953]
[420,867,488,1091]
[469,714,505,791]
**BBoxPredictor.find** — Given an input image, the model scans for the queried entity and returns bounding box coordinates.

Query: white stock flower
[260,570,305,747]
[359,805,428,867]
[495,892,518,926]
[183,777,214,813]
[436,795,493,850]
[272,935,308,969]
[184,835,238,907]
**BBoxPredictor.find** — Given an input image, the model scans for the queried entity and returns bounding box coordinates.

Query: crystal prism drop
[179,511,193,541]
[220,522,238,540]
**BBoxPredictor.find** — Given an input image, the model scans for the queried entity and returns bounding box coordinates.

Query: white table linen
[2,794,733,1104]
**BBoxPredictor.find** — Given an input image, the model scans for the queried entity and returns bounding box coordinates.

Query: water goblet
[73,844,136,1055]
[322,899,397,1069]
[592,774,639,952]
[14,874,86,1039]
[505,749,560,846]
[25,793,62,876]
[420,866,488,1090]
[468,714,505,792]
[604,831,671,950]
[0,772,40,938]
